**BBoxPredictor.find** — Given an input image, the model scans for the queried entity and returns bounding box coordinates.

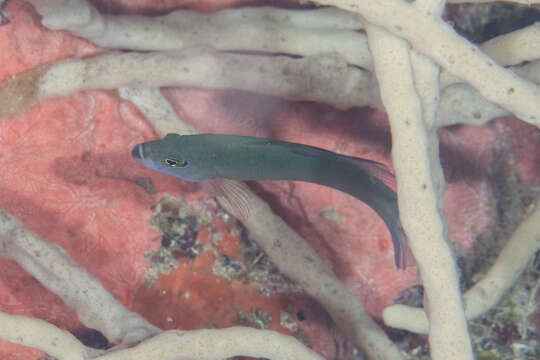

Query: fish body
[132,134,409,268]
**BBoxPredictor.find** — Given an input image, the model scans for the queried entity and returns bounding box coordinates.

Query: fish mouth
[131,144,145,162]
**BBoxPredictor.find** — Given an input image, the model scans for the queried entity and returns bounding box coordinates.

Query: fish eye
[161,157,189,168]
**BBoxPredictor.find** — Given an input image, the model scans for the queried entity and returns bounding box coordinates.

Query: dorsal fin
[286,142,397,190]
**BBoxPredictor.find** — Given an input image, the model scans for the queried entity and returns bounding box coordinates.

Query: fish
[132,133,410,269]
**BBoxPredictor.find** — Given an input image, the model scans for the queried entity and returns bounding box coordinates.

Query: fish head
[131,134,216,182]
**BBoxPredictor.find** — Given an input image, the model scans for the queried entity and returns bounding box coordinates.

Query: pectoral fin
[203,178,252,221]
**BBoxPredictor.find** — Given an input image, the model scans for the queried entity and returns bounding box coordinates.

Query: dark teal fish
[132,134,410,269]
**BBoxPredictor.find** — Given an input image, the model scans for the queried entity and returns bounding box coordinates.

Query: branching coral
[0,0,539,360]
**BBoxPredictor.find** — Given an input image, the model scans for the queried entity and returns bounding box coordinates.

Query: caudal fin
[391,222,415,269]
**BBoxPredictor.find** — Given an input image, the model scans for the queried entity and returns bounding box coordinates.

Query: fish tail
[389,219,414,269]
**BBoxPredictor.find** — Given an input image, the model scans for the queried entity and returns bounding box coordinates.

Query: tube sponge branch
[0,1,539,360]
[0,49,378,116]
[0,210,325,360]
[383,196,540,334]
[0,211,160,346]
[311,0,540,124]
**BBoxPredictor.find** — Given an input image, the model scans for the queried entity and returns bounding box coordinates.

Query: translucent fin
[346,157,411,268]
[392,222,415,270]
[405,246,416,269]
[354,158,396,191]
[203,178,252,221]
